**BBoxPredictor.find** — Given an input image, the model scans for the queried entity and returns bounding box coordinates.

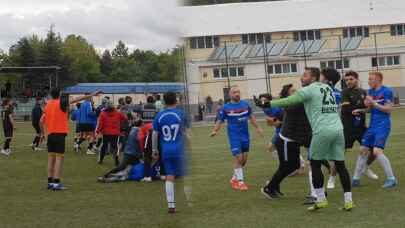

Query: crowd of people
[0,67,399,214]
[211,67,397,212]
[0,90,189,214]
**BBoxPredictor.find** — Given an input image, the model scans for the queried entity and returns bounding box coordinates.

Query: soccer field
[0,109,404,228]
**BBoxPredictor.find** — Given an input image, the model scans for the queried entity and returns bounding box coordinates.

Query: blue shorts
[163,157,185,177]
[361,128,390,149]
[271,133,280,145]
[229,138,250,156]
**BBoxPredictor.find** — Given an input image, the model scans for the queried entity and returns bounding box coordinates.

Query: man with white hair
[211,86,263,191]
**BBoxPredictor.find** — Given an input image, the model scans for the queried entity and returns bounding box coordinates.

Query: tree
[0,49,8,67]
[62,34,101,83]
[40,25,63,66]
[112,40,129,59]
[100,49,113,76]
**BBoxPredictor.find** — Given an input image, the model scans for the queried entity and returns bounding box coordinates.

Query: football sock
[376,154,395,179]
[353,154,367,179]
[88,142,95,150]
[335,160,352,193]
[53,178,60,184]
[344,192,352,203]
[96,138,103,147]
[77,138,85,145]
[300,155,305,168]
[4,138,11,150]
[308,170,316,198]
[165,181,175,208]
[48,177,54,183]
[315,188,326,202]
[234,168,244,183]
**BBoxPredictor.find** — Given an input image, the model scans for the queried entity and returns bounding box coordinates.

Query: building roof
[180,0,405,37]
[63,83,184,94]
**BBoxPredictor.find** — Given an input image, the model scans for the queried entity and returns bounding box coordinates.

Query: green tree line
[0,26,182,89]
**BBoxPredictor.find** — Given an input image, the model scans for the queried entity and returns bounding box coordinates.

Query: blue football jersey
[218,100,252,139]
[332,86,342,105]
[368,86,393,129]
[263,107,283,134]
[153,107,186,158]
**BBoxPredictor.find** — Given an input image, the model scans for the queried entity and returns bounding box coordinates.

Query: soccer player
[261,84,312,199]
[71,103,82,152]
[31,97,43,151]
[1,99,15,156]
[152,91,188,213]
[97,118,146,182]
[267,67,353,211]
[210,86,264,191]
[141,95,159,182]
[352,72,397,188]
[40,88,100,190]
[258,93,283,158]
[341,71,378,180]
[96,100,128,165]
[76,95,98,155]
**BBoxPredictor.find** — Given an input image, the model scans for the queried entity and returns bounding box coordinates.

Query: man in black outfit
[31,97,43,151]
[261,84,312,199]
[341,71,377,179]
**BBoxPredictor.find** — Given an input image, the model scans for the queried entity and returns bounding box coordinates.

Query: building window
[293,30,321,41]
[320,58,350,70]
[190,36,219,49]
[241,33,271,44]
[268,63,298,75]
[237,67,244,76]
[391,24,405,36]
[213,66,245,78]
[372,55,400,67]
[213,68,220,78]
[229,67,237,77]
[342,27,369,38]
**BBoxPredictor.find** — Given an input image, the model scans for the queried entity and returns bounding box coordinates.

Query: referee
[261,84,312,198]
[341,71,377,179]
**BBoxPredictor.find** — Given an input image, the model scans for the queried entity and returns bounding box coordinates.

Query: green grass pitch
[0,109,404,228]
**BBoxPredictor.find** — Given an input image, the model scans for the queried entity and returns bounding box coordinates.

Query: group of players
[1,88,188,214]
[211,67,397,212]
[0,66,398,214]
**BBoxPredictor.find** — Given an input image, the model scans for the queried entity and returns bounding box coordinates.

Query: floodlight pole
[262,41,269,93]
[338,35,346,89]
[224,41,231,88]
[374,33,379,71]
[303,40,308,68]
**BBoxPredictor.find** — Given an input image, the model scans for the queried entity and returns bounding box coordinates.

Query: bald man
[211,87,263,191]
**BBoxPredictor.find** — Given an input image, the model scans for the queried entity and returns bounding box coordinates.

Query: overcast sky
[0,0,181,53]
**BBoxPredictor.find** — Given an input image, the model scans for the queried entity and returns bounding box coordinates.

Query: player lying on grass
[97,118,157,183]
[211,87,264,191]
[261,68,354,211]
[352,72,397,188]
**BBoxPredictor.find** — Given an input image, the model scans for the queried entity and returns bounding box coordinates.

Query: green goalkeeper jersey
[271,82,343,135]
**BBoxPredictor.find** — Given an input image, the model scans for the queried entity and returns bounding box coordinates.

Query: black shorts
[3,127,13,138]
[344,128,366,149]
[47,133,67,154]
[78,123,95,133]
[33,124,41,134]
